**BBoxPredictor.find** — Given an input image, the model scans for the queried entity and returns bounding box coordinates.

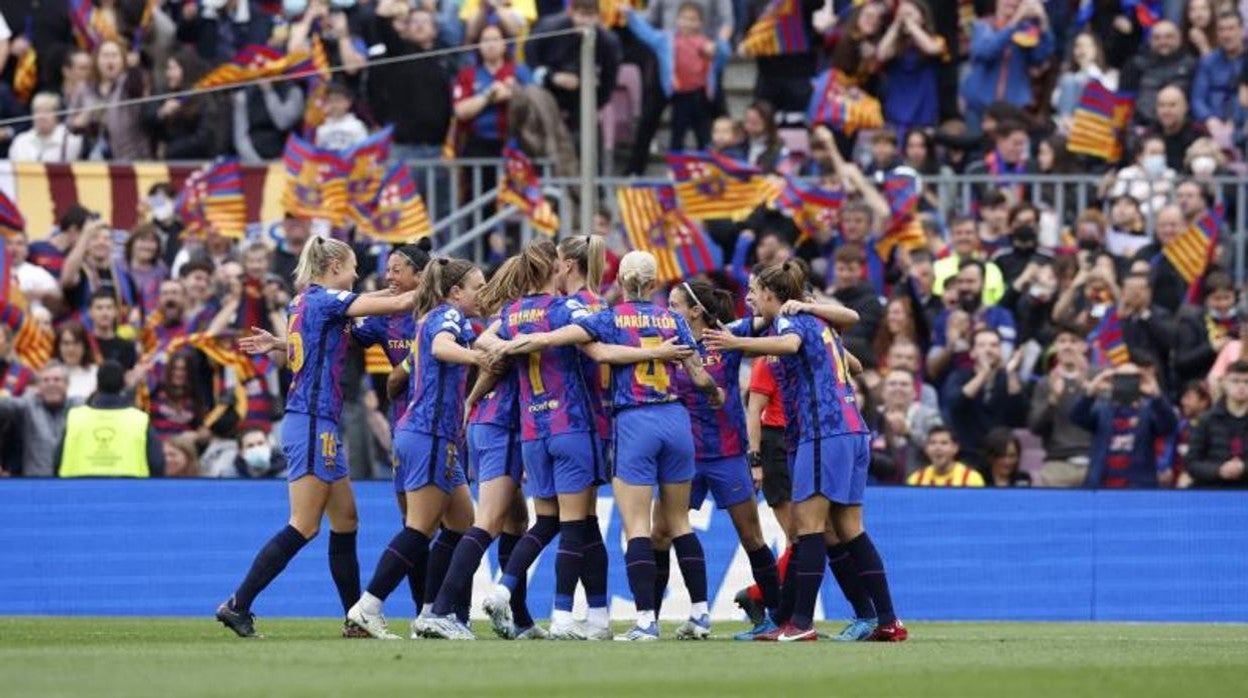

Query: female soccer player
[705,261,907,642]
[216,237,418,639]
[659,280,781,640]
[495,251,720,641]
[347,258,490,640]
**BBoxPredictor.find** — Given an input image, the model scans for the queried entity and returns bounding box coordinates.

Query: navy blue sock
[431,527,493,616]
[625,537,657,613]
[790,534,826,630]
[580,519,608,609]
[328,531,360,614]
[775,545,797,625]
[828,542,875,619]
[672,533,707,607]
[747,545,781,612]
[498,532,520,575]
[653,548,670,617]
[502,515,559,628]
[423,529,463,610]
[554,520,588,613]
[846,532,896,624]
[365,527,430,601]
[233,525,309,612]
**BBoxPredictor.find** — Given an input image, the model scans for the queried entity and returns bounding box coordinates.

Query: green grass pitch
[2,618,1246,697]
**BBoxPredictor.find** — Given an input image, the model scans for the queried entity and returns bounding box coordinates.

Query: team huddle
[214,233,906,643]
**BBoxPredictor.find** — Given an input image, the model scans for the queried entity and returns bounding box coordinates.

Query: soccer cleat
[674,614,711,640]
[421,614,476,640]
[514,624,550,641]
[582,623,613,641]
[733,614,779,641]
[548,618,589,641]
[612,623,660,642]
[776,624,817,642]
[482,587,515,639]
[346,601,401,640]
[215,599,259,638]
[341,620,372,639]
[832,617,878,642]
[865,620,909,642]
[408,618,426,640]
[734,588,766,626]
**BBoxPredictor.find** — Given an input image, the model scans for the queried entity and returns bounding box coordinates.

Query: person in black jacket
[1174,271,1239,389]
[177,0,274,65]
[144,47,226,160]
[525,0,622,135]
[828,243,883,365]
[1118,270,1178,395]
[1185,360,1248,488]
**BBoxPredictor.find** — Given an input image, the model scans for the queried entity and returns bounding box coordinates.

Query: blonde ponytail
[293,236,353,290]
[557,234,607,293]
[617,250,657,301]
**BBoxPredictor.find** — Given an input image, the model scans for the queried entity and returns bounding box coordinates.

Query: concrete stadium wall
[1,481,1245,622]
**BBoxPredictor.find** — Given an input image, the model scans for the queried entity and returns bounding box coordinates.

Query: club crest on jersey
[444,442,459,481]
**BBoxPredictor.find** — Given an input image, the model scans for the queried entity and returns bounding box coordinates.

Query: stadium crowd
[0,0,1247,489]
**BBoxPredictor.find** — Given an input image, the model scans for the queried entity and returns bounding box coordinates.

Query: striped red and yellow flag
[499,144,559,234]
[350,164,432,243]
[12,49,37,103]
[616,184,718,283]
[281,135,350,224]
[194,44,319,90]
[1163,213,1218,291]
[666,152,780,222]
[1067,79,1135,162]
[739,0,810,58]
[365,345,392,374]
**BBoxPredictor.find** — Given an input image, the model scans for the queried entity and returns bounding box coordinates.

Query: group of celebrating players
[213,232,907,643]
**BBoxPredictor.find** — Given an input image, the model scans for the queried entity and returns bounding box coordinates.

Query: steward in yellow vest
[56,360,165,478]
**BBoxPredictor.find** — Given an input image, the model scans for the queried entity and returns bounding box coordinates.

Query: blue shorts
[792,433,870,505]
[393,429,467,494]
[522,432,603,499]
[282,412,348,483]
[613,402,695,486]
[690,455,755,510]
[468,423,522,484]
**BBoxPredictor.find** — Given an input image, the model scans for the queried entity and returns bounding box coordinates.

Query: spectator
[56,359,165,477]
[1105,135,1176,217]
[314,81,368,151]
[880,338,939,410]
[863,129,903,176]
[959,0,1054,133]
[1118,271,1177,386]
[878,368,944,483]
[1070,360,1177,488]
[67,38,151,160]
[747,0,820,120]
[941,327,1027,469]
[162,433,201,477]
[270,215,310,284]
[1185,359,1248,488]
[981,427,1032,487]
[53,321,98,402]
[965,121,1037,204]
[1145,84,1207,171]
[1134,204,1191,314]
[231,80,305,163]
[1165,380,1213,488]
[8,92,83,161]
[1106,193,1149,258]
[932,215,1006,304]
[86,290,138,372]
[1053,31,1118,131]
[4,231,62,312]
[928,260,1017,382]
[871,296,921,366]
[1190,10,1246,147]
[0,361,75,477]
[123,223,168,318]
[998,257,1059,347]
[144,182,184,269]
[1120,20,1194,128]
[60,219,136,323]
[1175,271,1239,388]
[1182,0,1218,58]
[178,261,219,331]
[877,0,945,134]
[827,243,883,362]
[906,425,985,486]
[990,202,1040,283]
[741,100,786,172]
[145,47,226,160]
[230,426,287,478]
[0,324,36,397]
[179,0,275,64]
[452,22,533,164]
[1029,325,1095,487]
[526,0,622,135]
[59,50,94,110]
[149,351,204,441]
[709,115,747,160]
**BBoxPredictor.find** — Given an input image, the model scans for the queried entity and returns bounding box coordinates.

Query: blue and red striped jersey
[773,313,867,442]
[397,303,478,440]
[575,301,699,409]
[571,288,610,438]
[353,311,417,422]
[284,284,359,422]
[467,315,519,429]
[498,294,596,440]
[672,318,753,460]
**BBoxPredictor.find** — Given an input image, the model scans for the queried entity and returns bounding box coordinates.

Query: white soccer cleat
[422,614,475,640]
[548,618,589,641]
[482,587,515,639]
[346,601,400,640]
[514,624,549,640]
[582,622,613,641]
[675,614,711,640]
[613,623,660,642]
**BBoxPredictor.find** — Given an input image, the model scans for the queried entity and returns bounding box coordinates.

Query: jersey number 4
[636,337,670,392]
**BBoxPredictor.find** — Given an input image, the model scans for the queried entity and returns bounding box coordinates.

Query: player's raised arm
[781,298,860,331]
[580,336,693,365]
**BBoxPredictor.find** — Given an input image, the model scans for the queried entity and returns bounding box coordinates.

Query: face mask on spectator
[1011,225,1037,252]
[243,445,273,475]
[1077,237,1101,253]
[149,194,174,223]
[1029,283,1055,302]
[1191,156,1217,176]
[330,0,355,7]
[1142,154,1166,176]
[1211,306,1238,321]
[283,0,308,17]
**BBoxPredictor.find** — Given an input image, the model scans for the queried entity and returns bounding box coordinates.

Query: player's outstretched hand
[703,329,739,352]
[238,327,281,355]
[780,300,810,316]
[654,336,694,362]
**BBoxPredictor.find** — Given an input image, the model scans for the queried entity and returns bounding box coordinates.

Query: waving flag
[351,164,432,243]
[1067,79,1135,161]
[499,144,559,234]
[202,159,247,239]
[739,0,810,57]
[0,191,25,235]
[194,44,321,90]
[617,184,719,283]
[1011,19,1041,48]
[773,176,844,244]
[69,0,122,51]
[281,134,350,224]
[0,303,53,369]
[1163,212,1219,303]
[301,34,333,136]
[667,152,780,222]
[807,71,884,136]
[1090,307,1130,368]
[12,19,37,104]
[875,167,927,261]
[344,126,394,210]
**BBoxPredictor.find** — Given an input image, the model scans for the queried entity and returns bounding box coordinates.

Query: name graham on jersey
[508,308,548,326]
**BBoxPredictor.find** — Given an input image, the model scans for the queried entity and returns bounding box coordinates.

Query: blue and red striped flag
[617,184,719,284]
[499,144,559,234]
[1163,212,1219,303]
[739,0,810,57]
[0,303,53,369]
[875,167,928,261]
[773,176,844,244]
[281,134,350,224]
[68,0,120,51]
[202,159,247,239]
[195,43,324,90]
[667,151,780,222]
[343,126,394,210]
[1090,307,1131,368]
[350,164,432,243]
[1067,79,1135,161]
[807,71,884,136]
[0,191,25,235]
